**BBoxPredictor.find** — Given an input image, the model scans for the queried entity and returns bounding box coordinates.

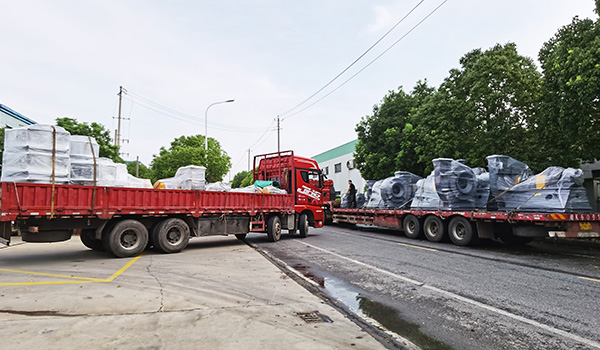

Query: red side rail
[0,182,294,221]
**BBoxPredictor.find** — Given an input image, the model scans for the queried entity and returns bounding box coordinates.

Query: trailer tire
[402,214,422,239]
[298,213,309,238]
[448,216,477,246]
[423,216,446,242]
[153,218,190,254]
[267,215,282,242]
[103,219,148,258]
[80,229,105,251]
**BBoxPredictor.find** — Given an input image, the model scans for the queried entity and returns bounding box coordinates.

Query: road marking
[298,241,600,350]
[397,242,438,252]
[579,276,600,284]
[0,254,144,286]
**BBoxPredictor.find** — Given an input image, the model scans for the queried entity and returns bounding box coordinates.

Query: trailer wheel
[152,218,190,254]
[80,229,105,251]
[267,215,282,242]
[298,213,309,238]
[448,217,477,246]
[402,214,422,239]
[423,216,446,242]
[103,220,148,258]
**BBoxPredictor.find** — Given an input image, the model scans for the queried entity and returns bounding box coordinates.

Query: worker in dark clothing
[348,180,357,208]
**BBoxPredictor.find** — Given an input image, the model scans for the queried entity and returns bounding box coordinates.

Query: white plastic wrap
[365,172,421,209]
[155,165,206,190]
[1,125,71,184]
[205,182,232,192]
[126,174,153,189]
[433,158,490,210]
[70,135,100,185]
[410,173,443,210]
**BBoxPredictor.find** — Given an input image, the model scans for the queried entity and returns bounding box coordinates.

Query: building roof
[312,139,358,163]
[0,104,37,125]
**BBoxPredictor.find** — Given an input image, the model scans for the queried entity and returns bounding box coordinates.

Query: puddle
[325,276,452,350]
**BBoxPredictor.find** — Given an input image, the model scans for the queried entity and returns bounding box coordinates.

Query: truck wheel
[423,216,446,242]
[80,229,105,251]
[402,214,422,239]
[103,219,148,258]
[448,217,477,246]
[267,215,282,242]
[152,218,190,254]
[298,213,309,238]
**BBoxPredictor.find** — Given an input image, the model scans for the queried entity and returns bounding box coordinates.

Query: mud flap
[0,222,12,245]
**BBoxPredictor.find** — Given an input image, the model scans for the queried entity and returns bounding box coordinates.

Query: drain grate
[296,311,333,323]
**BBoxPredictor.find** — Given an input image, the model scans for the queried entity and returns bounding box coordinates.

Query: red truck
[0,151,325,257]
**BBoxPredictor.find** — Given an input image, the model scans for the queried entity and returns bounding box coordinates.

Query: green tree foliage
[231,170,251,188]
[240,171,254,187]
[126,161,153,180]
[355,81,434,179]
[150,135,231,183]
[537,16,600,167]
[414,43,544,172]
[56,117,123,163]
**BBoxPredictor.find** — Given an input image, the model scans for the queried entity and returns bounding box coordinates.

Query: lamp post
[205,99,235,153]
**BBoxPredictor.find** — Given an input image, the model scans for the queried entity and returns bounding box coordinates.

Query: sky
[1,1,597,180]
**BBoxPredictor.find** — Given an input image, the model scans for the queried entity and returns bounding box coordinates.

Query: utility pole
[277,116,280,153]
[247,149,251,171]
[116,86,123,148]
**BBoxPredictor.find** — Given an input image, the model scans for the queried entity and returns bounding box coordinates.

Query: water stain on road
[293,264,452,350]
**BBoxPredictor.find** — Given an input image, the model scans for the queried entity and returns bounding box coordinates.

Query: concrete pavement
[0,235,391,350]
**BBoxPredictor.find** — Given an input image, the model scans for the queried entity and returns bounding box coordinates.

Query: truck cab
[253,151,325,231]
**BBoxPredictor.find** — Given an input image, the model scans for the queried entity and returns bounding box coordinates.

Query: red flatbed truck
[327,206,600,246]
[0,151,325,257]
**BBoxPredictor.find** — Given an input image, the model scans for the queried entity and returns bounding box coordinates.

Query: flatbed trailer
[330,207,600,246]
[0,151,326,257]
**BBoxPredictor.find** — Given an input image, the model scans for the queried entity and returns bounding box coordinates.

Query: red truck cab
[253,150,325,230]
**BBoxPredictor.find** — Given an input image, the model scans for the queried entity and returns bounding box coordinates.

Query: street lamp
[205,99,235,153]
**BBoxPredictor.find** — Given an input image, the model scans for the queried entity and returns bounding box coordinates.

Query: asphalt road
[246,224,600,350]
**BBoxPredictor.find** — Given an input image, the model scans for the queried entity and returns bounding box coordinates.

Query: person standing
[348,180,357,208]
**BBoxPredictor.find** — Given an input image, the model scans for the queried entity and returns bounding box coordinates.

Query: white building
[313,139,366,198]
[0,104,36,129]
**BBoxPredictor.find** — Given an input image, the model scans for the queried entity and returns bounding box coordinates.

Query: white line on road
[298,241,600,349]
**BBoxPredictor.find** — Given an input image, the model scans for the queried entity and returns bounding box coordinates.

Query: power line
[280,0,426,119]
[284,0,448,120]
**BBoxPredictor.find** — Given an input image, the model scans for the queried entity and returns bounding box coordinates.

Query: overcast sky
[1,1,596,179]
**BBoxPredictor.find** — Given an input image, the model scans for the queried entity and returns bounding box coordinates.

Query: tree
[56,117,123,163]
[231,170,251,188]
[355,81,434,179]
[126,161,153,180]
[413,43,544,172]
[537,15,600,167]
[150,135,231,183]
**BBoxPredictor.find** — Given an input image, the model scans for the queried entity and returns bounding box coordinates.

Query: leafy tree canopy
[150,135,231,183]
[56,117,123,163]
[355,80,434,179]
[414,43,544,173]
[537,15,600,167]
[231,170,251,188]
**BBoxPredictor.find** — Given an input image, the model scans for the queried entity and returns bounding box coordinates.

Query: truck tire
[103,219,148,258]
[298,213,309,238]
[423,216,446,242]
[448,216,478,246]
[267,215,282,242]
[80,229,105,251]
[152,218,190,254]
[402,214,422,239]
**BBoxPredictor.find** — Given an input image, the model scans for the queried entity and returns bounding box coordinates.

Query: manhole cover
[296,311,333,323]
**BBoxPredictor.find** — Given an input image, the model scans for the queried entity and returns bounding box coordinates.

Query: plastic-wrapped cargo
[366,180,384,208]
[1,124,70,184]
[126,174,153,188]
[433,158,490,210]
[70,135,100,185]
[489,166,592,212]
[410,172,443,210]
[205,182,232,192]
[365,180,376,202]
[486,155,533,211]
[366,172,421,209]
[341,192,366,208]
[230,184,287,194]
[154,165,206,190]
